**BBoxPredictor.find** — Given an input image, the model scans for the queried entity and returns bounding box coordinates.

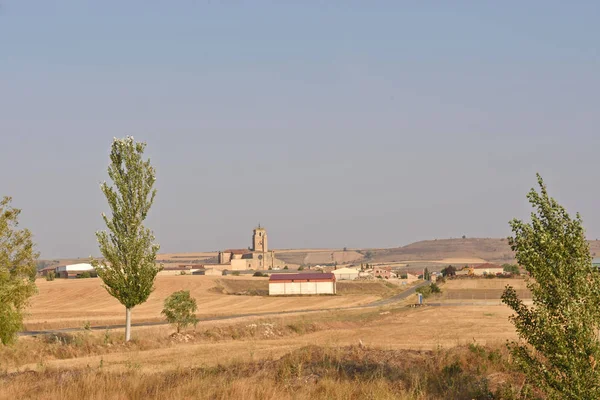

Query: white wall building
[269,273,336,296]
[332,267,359,280]
[55,263,96,279]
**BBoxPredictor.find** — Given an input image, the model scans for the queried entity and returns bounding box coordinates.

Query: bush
[298,266,304,271]
[416,283,442,299]
[283,266,288,270]
[45,271,55,281]
[231,271,240,276]
[161,290,199,333]
[180,270,187,275]
[253,271,266,277]
[79,271,91,279]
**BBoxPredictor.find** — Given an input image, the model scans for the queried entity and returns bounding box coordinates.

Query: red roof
[224,249,250,255]
[269,273,335,282]
[473,263,503,269]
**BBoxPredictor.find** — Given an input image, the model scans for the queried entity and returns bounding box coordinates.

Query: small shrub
[162,290,199,333]
[45,271,55,281]
[232,271,240,276]
[430,283,441,294]
[253,271,266,277]
[298,266,304,271]
[79,271,91,279]
[283,266,288,270]
[180,270,187,275]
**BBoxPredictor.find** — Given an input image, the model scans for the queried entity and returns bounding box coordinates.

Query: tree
[424,267,430,281]
[441,265,456,277]
[0,197,38,345]
[502,263,520,275]
[501,174,600,398]
[45,270,55,281]
[162,290,198,333]
[92,137,162,342]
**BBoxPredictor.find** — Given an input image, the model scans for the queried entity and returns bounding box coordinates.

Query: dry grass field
[24,276,385,331]
[2,276,534,399]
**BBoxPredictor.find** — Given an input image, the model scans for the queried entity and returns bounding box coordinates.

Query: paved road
[19,281,430,337]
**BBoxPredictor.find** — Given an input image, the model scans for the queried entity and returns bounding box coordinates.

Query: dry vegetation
[4,277,535,399]
[1,344,530,399]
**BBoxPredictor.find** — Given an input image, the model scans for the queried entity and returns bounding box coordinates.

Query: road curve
[19,281,430,337]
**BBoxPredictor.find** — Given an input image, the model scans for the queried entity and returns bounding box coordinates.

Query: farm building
[373,266,393,279]
[332,267,359,280]
[193,268,223,276]
[471,263,504,276]
[55,263,96,279]
[269,273,336,296]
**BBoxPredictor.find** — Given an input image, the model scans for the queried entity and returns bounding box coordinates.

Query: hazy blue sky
[1,2,599,258]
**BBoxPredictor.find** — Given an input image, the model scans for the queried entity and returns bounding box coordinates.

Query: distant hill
[39,238,600,268]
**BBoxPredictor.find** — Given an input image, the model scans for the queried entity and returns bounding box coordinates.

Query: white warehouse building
[332,267,359,281]
[268,273,336,296]
[55,263,96,279]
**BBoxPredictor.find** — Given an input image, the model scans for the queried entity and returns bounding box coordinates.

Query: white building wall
[269,281,336,295]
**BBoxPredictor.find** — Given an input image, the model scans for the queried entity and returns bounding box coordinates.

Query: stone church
[218,225,284,270]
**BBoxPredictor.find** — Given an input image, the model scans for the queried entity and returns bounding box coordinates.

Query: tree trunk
[125,307,131,342]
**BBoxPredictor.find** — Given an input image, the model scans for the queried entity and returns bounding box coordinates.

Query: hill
[40,238,600,269]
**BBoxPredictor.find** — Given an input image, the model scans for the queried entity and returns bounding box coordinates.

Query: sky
[1,1,600,259]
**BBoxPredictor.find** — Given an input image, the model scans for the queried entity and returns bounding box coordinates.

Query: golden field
[1,278,531,399]
[24,276,387,331]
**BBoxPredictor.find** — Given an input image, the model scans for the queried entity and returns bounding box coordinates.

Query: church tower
[252,225,268,253]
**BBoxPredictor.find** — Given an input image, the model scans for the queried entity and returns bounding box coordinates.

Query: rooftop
[269,273,335,281]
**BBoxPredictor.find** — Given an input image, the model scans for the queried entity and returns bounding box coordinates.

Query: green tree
[45,270,55,281]
[502,175,600,399]
[0,197,38,345]
[92,137,162,342]
[162,290,199,333]
[424,267,430,281]
[502,263,520,275]
[441,265,456,277]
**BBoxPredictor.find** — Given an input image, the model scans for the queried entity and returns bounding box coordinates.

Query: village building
[55,263,96,279]
[332,267,359,280]
[268,273,336,295]
[373,266,393,279]
[471,263,504,276]
[218,225,285,270]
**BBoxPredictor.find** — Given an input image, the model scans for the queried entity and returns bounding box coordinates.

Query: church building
[218,225,283,270]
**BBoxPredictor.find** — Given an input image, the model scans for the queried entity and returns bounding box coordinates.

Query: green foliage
[179,270,187,276]
[283,266,288,270]
[231,271,240,276]
[298,266,304,271]
[79,271,91,279]
[91,137,162,341]
[253,271,266,277]
[162,290,199,333]
[364,251,374,260]
[0,197,38,345]
[424,268,430,281]
[502,174,600,399]
[45,271,55,281]
[441,265,456,277]
[502,263,520,275]
[416,283,442,299]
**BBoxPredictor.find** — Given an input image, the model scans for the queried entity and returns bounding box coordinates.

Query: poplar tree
[502,174,600,398]
[92,137,162,342]
[0,197,38,345]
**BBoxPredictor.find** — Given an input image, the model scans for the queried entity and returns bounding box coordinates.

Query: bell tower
[252,225,267,253]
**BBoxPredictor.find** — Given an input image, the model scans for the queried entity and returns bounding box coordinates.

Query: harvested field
[25,276,382,330]
[437,278,531,301]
